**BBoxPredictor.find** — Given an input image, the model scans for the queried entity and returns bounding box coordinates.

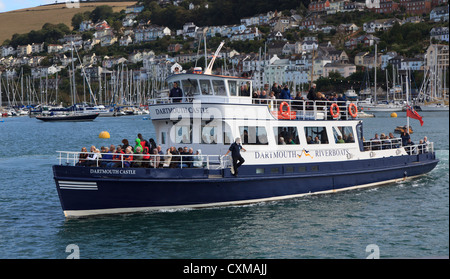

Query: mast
[374,43,377,104]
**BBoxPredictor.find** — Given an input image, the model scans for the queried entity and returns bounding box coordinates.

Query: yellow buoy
[390,112,397,118]
[99,131,110,139]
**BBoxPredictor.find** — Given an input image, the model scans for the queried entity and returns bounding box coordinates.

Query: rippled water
[0,112,448,259]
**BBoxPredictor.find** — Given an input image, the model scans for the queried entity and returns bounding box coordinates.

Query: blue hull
[53,153,438,217]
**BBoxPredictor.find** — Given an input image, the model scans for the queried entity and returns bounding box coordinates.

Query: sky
[0,0,69,13]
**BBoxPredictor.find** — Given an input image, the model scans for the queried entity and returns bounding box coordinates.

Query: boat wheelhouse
[52,70,439,217]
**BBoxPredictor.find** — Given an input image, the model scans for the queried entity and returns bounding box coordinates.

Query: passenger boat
[52,64,439,218]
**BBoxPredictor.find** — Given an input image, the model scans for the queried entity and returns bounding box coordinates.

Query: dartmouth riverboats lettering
[90,169,136,175]
[155,107,209,115]
[314,149,350,157]
[254,151,297,159]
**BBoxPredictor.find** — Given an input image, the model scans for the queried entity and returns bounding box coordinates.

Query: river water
[0,111,448,259]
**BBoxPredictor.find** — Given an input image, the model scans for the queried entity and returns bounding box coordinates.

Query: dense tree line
[5,23,71,48]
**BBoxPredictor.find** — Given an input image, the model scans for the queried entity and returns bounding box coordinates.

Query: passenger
[121,139,130,151]
[278,136,286,145]
[405,138,415,155]
[272,83,281,99]
[163,148,172,168]
[287,136,295,144]
[142,146,150,168]
[371,134,381,150]
[157,145,164,155]
[280,85,291,99]
[149,148,160,168]
[137,133,148,151]
[313,136,321,144]
[169,82,183,103]
[345,134,355,143]
[423,136,430,152]
[307,83,317,101]
[307,136,314,144]
[149,138,157,151]
[111,146,124,167]
[418,140,424,154]
[293,92,304,110]
[193,149,203,168]
[134,138,142,153]
[86,145,99,167]
[123,146,133,168]
[337,135,345,143]
[400,130,410,147]
[269,91,276,100]
[76,147,88,166]
[132,146,143,168]
[225,137,246,177]
[101,146,113,167]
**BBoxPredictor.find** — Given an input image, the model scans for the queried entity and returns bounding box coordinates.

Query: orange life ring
[348,103,358,118]
[279,102,290,118]
[330,103,340,118]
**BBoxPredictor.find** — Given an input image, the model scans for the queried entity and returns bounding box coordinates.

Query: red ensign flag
[406,106,424,126]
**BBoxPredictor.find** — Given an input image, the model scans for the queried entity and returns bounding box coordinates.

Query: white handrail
[56,151,230,170]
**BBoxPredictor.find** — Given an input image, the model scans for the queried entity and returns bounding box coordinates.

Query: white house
[1,46,15,57]
[430,27,449,42]
[400,58,423,71]
[430,6,449,22]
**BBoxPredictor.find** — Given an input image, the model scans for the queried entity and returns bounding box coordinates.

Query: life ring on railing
[330,103,340,118]
[279,102,290,118]
[348,103,358,118]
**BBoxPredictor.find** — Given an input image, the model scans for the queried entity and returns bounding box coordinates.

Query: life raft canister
[348,103,358,118]
[330,103,340,118]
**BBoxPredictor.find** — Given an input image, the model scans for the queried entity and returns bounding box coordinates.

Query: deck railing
[148,97,357,120]
[362,140,433,154]
[57,151,230,169]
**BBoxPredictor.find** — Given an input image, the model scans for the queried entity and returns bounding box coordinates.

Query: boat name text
[90,169,136,175]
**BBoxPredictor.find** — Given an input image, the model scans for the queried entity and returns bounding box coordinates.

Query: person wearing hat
[225,137,246,176]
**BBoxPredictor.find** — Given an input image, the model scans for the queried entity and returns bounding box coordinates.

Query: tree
[90,5,113,23]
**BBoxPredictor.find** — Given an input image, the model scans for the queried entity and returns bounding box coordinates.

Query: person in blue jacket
[280,85,291,99]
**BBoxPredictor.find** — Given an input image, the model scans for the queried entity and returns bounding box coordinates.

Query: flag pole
[406,70,410,132]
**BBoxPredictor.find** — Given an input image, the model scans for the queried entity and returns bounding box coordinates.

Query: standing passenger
[225,137,246,177]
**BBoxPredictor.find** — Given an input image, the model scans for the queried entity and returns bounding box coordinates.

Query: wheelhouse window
[274,127,300,145]
[175,125,191,144]
[181,79,200,96]
[201,125,217,144]
[305,126,329,144]
[199,79,213,95]
[238,80,251,97]
[228,80,237,96]
[332,126,355,144]
[212,80,226,96]
[239,126,268,145]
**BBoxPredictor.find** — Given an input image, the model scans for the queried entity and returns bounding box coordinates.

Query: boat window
[175,125,191,144]
[304,126,329,144]
[223,122,233,145]
[181,79,200,96]
[238,80,251,97]
[228,80,237,96]
[332,126,355,144]
[273,127,300,145]
[199,79,213,95]
[212,80,226,96]
[161,132,166,145]
[201,125,217,144]
[239,126,268,145]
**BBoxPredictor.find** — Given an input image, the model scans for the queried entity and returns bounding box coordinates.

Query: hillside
[0,1,136,44]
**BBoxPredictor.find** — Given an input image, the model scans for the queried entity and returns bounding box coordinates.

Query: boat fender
[330,103,340,119]
[348,103,358,118]
[279,102,291,118]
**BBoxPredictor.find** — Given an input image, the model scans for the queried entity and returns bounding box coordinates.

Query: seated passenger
[132,146,143,168]
[149,148,160,168]
[123,146,134,168]
[76,147,88,166]
[336,135,345,143]
[193,149,203,168]
[101,147,113,167]
[163,148,172,168]
[86,145,100,167]
[313,136,321,144]
[110,146,124,167]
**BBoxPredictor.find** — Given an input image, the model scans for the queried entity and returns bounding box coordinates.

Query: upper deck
[165,72,253,104]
